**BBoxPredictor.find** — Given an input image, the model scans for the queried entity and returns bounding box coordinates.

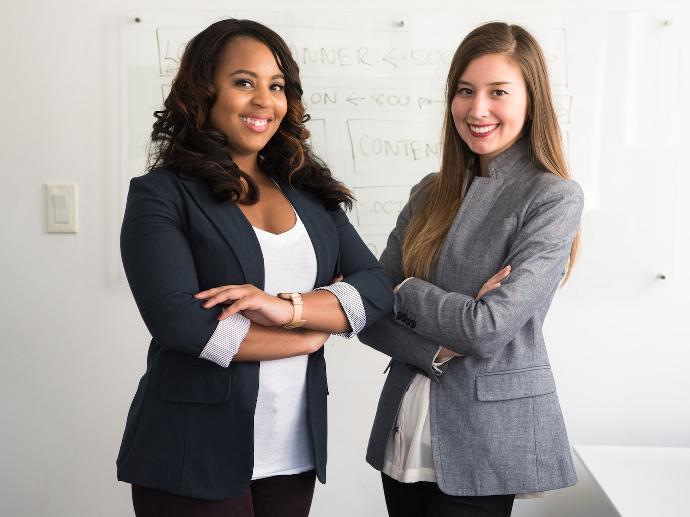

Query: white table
[573,445,690,517]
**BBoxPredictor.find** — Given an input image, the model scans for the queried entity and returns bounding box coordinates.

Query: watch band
[277,292,307,329]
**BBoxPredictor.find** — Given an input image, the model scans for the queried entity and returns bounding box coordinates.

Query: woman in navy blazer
[116,19,393,516]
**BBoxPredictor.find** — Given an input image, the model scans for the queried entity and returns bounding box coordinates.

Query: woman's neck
[232,153,262,180]
[479,157,490,177]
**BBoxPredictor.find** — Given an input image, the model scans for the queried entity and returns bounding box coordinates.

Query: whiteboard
[122,10,683,282]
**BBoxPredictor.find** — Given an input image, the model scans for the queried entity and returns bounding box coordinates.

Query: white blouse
[251,213,318,479]
[197,206,366,480]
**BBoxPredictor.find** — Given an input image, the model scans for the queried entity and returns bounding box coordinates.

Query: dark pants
[381,473,515,517]
[132,470,316,517]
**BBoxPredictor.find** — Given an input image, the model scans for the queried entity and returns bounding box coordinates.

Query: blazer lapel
[275,177,331,287]
[179,177,265,289]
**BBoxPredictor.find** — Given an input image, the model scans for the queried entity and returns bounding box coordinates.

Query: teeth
[469,124,497,133]
[241,116,268,127]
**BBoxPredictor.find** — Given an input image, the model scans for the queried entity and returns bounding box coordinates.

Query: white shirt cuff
[315,282,366,338]
[199,313,251,367]
[431,346,456,376]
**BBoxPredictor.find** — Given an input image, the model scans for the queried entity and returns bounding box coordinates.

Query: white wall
[1,1,688,516]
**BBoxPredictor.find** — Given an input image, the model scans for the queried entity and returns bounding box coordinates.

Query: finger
[195,286,229,299]
[487,266,511,283]
[477,282,502,300]
[218,307,235,320]
[195,285,239,299]
[202,288,248,308]
[218,299,250,320]
[331,275,344,284]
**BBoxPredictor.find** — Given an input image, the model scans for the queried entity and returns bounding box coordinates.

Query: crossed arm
[121,175,392,366]
[359,177,583,367]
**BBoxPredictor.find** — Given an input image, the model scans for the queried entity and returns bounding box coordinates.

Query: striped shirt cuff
[315,282,366,338]
[199,313,251,367]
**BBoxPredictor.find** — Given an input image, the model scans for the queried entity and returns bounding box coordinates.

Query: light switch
[53,193,69,223]
[45,183,77,233]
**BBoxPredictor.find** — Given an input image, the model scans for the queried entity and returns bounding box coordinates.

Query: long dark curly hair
[148,18,353,210]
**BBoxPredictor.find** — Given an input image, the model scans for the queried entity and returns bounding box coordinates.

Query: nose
[468,93,490,119]
[251,84,272,107]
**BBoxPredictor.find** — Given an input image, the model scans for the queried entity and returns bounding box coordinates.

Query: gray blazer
[359,140,583,496]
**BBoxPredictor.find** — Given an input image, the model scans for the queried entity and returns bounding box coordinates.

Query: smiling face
[451,53,529,173]
[209,36,288,172]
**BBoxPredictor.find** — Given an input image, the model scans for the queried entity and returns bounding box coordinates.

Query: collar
[486,139,531,179]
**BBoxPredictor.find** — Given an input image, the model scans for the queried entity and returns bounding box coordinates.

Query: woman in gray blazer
[359,22,583,517]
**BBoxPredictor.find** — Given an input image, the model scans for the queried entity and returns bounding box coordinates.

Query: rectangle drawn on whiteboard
[161,83,171,103]
[156,25,463,80]
[354,185,410,227]
[347,120,441,175]
[305,118,328,161]
[554,95,572,123]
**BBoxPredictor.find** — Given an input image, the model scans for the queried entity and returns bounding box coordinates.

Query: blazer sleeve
[327,207,394,330]
[120,174,227,358]
[394,179,584,360]
[357,176,446,378]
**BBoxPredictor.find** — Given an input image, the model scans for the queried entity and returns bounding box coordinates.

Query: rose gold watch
[277,292,307,329]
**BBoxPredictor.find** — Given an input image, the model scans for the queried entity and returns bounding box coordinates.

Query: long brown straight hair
[402,22,580,281]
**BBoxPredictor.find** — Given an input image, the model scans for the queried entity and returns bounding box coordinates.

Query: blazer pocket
[159,367,231,404]
[476,366,555,402]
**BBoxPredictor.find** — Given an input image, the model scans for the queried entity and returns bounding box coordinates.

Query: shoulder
[518,165,584,209]
[518,171,584,228]
[411,172,437,196]
[132,167,180,188]
[123,169,191,226]
[406,172,437,211]
[534,172,583,205]
[128,168,186,202]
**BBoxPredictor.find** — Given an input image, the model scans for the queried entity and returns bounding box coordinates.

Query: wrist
[277,292,307,329]
[276,297,294,326]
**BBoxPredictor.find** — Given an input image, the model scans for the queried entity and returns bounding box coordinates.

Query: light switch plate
[45,183,78,233]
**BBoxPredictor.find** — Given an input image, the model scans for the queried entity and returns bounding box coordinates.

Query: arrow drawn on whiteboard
[383,48,406,67]
[346,92,366,106]
[417,97,445,109]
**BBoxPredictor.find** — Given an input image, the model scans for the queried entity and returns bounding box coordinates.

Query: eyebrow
[457,80,513,87]
[230,69,285,80]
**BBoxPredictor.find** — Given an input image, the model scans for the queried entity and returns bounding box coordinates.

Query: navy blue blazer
[116,168,393,500]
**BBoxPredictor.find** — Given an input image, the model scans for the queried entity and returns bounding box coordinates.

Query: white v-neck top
[250,212,318,480]
[197,201,368,479]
